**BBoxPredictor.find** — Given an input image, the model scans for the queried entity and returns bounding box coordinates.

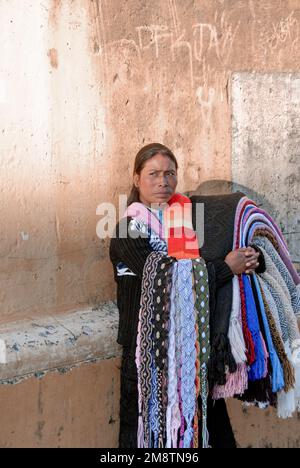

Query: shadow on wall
[184,178,274,215]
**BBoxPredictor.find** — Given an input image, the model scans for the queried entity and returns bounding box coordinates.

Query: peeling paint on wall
[0,302,121,385]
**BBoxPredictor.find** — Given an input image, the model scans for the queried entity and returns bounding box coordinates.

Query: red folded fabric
[165,193,200,259]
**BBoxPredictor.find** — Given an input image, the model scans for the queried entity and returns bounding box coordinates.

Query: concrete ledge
[0,301,122,384]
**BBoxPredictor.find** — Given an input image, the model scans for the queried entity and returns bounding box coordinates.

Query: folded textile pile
[209,196,300,418]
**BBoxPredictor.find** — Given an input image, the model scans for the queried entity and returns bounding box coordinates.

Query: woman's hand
[224,247,260,275]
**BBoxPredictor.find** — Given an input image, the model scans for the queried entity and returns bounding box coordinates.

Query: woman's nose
[158,175,168,186]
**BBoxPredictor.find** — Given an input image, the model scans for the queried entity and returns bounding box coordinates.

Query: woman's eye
[149,172,176,177]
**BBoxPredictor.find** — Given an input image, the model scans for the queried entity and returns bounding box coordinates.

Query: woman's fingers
[245,254,259,267]
[245,252,260,274]
[245,248,255,256]
[229,248,260,275]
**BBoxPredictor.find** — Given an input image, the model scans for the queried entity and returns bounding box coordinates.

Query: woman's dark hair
[127,143,178,206]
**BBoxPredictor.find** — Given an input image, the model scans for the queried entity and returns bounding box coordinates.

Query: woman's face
[134,153,178,207]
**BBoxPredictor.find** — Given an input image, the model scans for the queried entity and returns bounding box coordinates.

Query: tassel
[158,434,164,448]
[202,425,209,449]
[283,341,300,413]
[212,363,248,399]
[137,414,144,448]
[208,333,237,386]
[200,364,209,448]
[292,343,300,411]
[171,427,179,449]
[277,389,296,419]
[238,374,275,406]
[229,317,247,364]
[277,348,297,418]
[248,331,268,382]
[294,364,300,411]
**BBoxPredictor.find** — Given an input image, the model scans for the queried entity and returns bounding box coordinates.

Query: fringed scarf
[124,193,211,448]
[251,237,300,417]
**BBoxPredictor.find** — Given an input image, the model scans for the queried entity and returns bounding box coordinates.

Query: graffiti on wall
[91,0,241,90]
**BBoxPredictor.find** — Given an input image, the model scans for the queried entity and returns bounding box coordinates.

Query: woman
[109,143,264,448]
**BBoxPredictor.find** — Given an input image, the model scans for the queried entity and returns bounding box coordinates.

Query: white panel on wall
[232,72,300,265]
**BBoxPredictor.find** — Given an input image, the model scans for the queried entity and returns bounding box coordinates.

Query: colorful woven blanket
[210,196,300,418]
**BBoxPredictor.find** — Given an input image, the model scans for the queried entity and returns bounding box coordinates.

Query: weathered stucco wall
[232,72,300,268]
[1,0,300,322]
[0,0,299,448]
[0,358,120,448]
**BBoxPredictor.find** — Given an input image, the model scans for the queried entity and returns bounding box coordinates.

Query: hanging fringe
[208,333,237,386]
[291,343,300,412]
[294,364,300,411]
[200,364,209,449]
[238,374,276,407]
[137,414,144,448]
[277,388,296,419]
[212,363,248,399]
[202,425,209,449]
[172,426,179,449]
[248,331,268,382]
[276,341,297,418]
[229,317,247,364]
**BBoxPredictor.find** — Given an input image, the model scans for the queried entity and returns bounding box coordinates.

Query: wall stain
[35,421,45,441]
[47,48,59,69]
[38,382,44,415]
[49,0,62,27]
